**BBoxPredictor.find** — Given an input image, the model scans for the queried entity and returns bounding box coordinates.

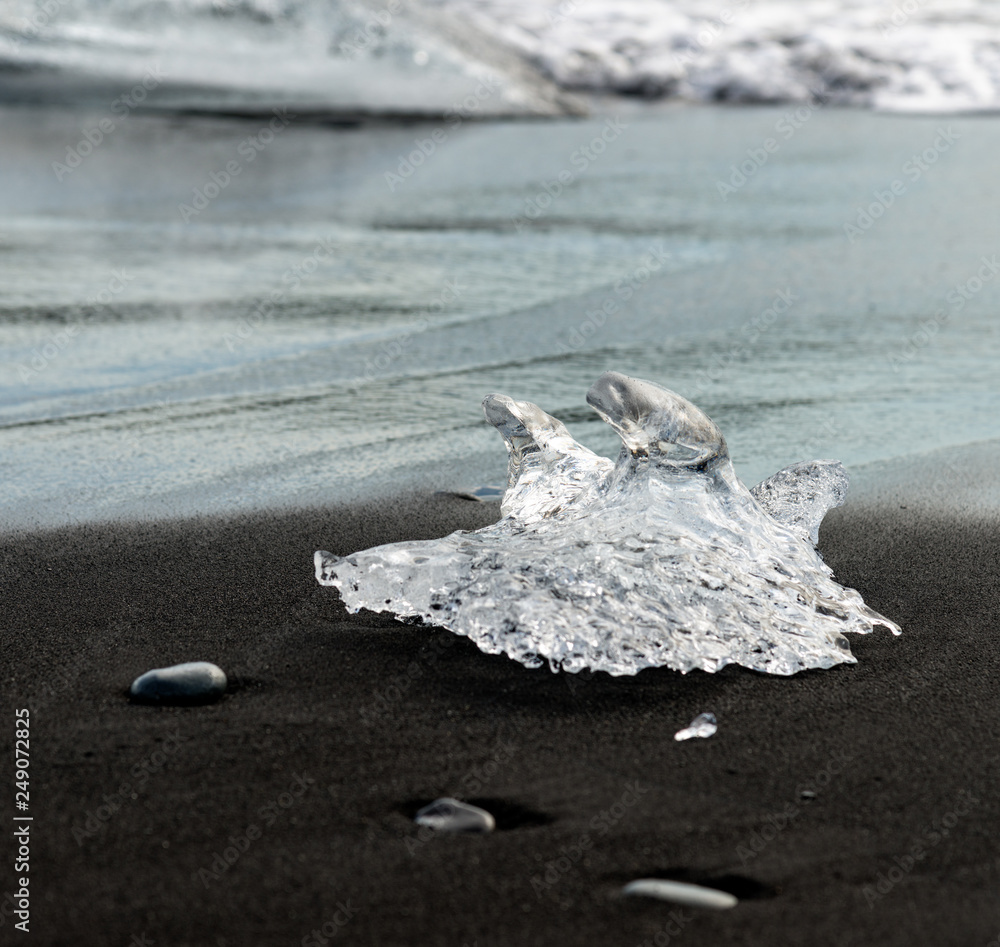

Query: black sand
[2,492,999,946]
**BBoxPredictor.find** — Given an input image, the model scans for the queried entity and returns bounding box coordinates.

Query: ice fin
[483,393,610,520]
[751,460,849,545]
[482,393,577,490]
[586,371,728,470]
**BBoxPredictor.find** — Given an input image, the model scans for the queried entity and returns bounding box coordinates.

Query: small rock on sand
[414,798,495,833]
[130,661,227,705]
[674,712,718,741]
[622,878,738,910]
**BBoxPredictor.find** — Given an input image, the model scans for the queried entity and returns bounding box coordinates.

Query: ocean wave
[430,0,1000,111]
[3,0,1000,114]
[0,0,573,116]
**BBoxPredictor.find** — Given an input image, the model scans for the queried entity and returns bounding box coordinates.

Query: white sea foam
[431,0,1000,111]
[3,0,999,112]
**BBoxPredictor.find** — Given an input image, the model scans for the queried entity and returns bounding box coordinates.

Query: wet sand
[2,478,999,946]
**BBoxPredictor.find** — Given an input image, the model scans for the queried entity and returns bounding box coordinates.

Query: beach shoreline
[2,478,999,945]
[4,102,1000,530]
[5,2,1000,942]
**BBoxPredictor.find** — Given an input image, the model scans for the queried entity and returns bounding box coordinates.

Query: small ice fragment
[130,661,227,705]
[622,879,737,910]
[674,712,717,741]
[414,798,495,833]
[800,790,817,800]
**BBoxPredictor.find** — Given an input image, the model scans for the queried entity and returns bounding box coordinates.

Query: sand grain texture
[1,492,999,946]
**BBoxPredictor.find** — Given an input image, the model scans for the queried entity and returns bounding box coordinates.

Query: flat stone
[414,798,495,833]
[130,661,227,705]
[622,879,738,910]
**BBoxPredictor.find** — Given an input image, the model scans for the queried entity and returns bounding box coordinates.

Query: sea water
[1,3,1000,527]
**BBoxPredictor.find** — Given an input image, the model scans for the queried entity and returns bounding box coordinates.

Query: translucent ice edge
[315,371,900,677]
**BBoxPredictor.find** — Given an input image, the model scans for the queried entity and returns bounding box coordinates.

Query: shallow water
[1,103,999,527]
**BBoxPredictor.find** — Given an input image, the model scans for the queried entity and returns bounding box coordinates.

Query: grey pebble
[622,879,737,910]
[414,798,495,833]
[130,661,227,705]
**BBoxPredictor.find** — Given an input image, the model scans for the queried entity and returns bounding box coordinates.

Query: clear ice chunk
[674,712,718,741]
[315,372,901,677]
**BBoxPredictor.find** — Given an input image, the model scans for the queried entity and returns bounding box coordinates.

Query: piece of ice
[622,879,738,910]
[674,712,718,742]
[315,372,901,676]
[751,460,849,545]
[414,798,495,833]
